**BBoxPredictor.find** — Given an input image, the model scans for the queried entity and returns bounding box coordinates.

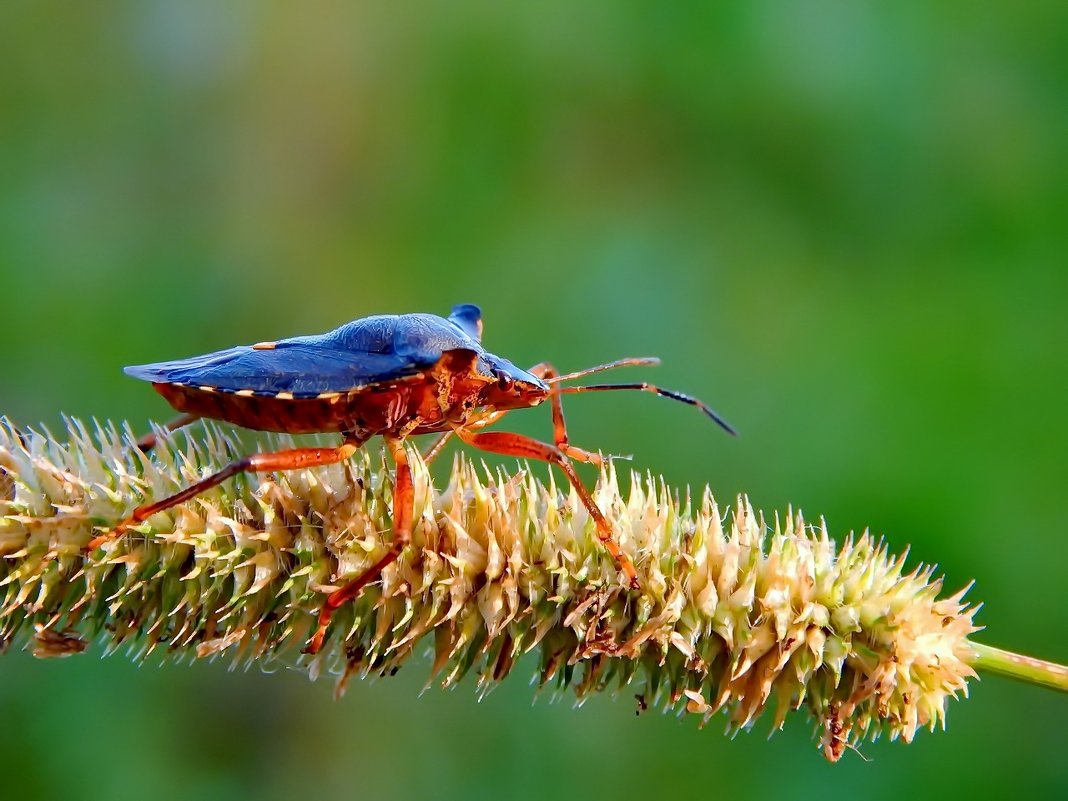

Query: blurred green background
[2,2,1066,798]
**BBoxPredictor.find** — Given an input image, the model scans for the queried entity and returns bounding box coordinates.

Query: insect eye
[497,373,514,391]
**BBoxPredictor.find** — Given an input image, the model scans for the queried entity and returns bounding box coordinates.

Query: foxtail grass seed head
[0,416,1003,760]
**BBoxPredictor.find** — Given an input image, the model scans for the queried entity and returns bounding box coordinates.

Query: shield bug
[86,304,734,654]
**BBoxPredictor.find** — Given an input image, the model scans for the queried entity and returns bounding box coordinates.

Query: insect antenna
[544,357,662,384]
[558,382,737,436]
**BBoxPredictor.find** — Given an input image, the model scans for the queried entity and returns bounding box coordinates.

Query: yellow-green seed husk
[0,418,979,760]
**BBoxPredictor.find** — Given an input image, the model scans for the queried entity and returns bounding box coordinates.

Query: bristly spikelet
[0,417,981,760]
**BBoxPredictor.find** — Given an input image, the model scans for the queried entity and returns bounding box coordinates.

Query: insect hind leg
[304,436,414,655]
[84,439,360,552]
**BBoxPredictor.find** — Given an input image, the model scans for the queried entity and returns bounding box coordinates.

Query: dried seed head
[0,417,981,760]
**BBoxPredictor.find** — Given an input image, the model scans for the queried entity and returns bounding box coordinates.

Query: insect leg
[135,413,200,453]
[84,440,361,552]
[452,428,639,590]
[422,406,514,466]
[528,363,605,466]
[305,436,414,655]
[421,431,453,465]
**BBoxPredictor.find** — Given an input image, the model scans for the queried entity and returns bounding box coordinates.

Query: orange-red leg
[421,406,513,466]
[135,413,200,453]
[452,428,639,590]
[421,431,454,466]
[528,362,605,466]
[85,440,360,551]
[304,437,415,655]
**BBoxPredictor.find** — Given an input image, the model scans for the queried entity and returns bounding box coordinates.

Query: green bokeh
[2,3,1066,798]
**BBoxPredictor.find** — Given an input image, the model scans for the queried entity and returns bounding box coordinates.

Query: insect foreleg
[528,362,605,467]
[422,408,509,466]
[84,439,361,552]
[452,427,639,590]
[305,436,414,655]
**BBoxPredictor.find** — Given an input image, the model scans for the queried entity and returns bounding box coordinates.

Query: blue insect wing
[315,314,398,354]
[124,347,246,384]
[390,314,465,365]
[124,311,487,397]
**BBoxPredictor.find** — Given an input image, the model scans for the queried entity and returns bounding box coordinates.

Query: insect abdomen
[153,380,444,436]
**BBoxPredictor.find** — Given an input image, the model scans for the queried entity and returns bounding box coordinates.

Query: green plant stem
[969,642,1068,693]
